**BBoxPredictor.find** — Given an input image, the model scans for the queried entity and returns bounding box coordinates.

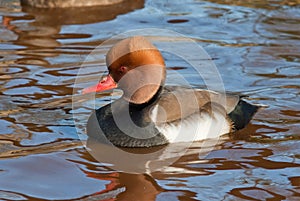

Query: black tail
[228,100,260,130]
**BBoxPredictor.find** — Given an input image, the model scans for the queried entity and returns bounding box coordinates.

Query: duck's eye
[118,66,128,74]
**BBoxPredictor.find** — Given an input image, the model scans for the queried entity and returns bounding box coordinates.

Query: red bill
[82,74,117,94]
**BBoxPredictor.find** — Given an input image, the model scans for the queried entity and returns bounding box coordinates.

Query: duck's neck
[128,85,163,110]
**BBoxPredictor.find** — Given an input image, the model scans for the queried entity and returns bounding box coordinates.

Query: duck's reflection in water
[84,136,220,200]
[82,171,163,201]
[86,136,223,174]
[84,132,226,200]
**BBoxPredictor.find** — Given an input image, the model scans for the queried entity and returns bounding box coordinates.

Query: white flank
[150,107,231,143]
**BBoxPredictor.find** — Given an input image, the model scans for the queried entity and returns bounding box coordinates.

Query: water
[0,0,299,200]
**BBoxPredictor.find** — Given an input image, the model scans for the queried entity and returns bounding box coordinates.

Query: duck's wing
[149,86,240,123]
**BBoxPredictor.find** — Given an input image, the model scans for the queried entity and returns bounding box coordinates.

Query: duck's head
[83,36,166,104]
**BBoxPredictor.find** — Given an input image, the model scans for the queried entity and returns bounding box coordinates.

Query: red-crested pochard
[84,36,260,147]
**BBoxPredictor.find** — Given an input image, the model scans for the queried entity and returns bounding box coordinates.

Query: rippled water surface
[0,0,299,200]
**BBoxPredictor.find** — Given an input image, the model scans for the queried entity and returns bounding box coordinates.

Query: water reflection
[86,136,224,174]
[81,172,162,201]
[20,0,125,8]
[21,0,144,25]
[3,0,144,50]
[205,0,300,9]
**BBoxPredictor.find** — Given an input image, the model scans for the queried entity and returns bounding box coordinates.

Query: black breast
[86,100,168,147]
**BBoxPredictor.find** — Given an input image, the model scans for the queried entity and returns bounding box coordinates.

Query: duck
[83,36,261,147]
